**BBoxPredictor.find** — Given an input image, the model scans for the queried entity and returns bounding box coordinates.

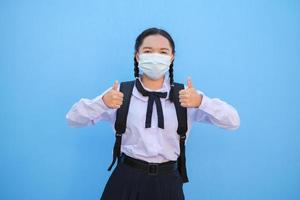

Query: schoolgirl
[66,27,240,200]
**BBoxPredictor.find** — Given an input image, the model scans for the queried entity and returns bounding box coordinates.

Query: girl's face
[135,34,174,62]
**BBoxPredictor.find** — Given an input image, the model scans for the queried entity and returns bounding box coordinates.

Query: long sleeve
[188,90,240,130]
[66,87,117,128]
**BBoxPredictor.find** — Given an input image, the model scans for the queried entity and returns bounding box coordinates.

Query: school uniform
[66,76,240,200]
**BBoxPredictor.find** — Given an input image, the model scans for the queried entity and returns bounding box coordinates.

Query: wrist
[194,93,203,108]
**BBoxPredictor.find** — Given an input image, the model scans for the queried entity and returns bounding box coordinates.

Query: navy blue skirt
[100,157,185,200]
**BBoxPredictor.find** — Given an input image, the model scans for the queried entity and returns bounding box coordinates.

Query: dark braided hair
[134,27,176,101]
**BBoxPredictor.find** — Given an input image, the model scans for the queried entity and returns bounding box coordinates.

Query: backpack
[107,80,189,183]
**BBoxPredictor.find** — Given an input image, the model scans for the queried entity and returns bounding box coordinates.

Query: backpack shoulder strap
[172,83,188,135]
[114,80,135,133]
[107,80,135,171]
[172,82,189,183]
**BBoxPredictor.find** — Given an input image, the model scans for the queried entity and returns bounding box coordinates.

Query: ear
[171,54,175,62]
[135,52,139,62]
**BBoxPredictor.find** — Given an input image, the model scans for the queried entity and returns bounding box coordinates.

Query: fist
[102,80,124,109]
[179,77,203,108]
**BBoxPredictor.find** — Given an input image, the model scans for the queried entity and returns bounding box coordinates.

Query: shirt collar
[132,75,171,102]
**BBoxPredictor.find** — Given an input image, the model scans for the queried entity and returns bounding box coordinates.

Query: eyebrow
[142,47,170,51]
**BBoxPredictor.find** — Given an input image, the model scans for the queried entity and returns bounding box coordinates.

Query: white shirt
[66,76,240,163]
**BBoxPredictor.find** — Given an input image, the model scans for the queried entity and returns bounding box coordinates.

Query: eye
[144,50,151,53]
[160,51,168,54]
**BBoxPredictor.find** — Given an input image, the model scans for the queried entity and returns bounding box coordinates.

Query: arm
[188,90,240,130]
[66,87,117,128]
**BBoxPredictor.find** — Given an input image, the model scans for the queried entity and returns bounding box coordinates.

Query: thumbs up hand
[102,80,124,109]
[179,77,203,108]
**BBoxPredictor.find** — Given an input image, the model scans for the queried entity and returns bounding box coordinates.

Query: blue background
[1,0,299,199]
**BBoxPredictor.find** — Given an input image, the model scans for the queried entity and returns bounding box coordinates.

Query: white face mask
[138,53,172,80]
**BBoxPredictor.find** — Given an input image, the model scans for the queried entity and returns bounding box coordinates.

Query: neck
[141,74,165,90]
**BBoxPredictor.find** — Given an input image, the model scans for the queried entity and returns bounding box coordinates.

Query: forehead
[139,34,172,50]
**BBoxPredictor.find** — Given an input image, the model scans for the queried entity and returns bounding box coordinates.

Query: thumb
[112,80,119,91]
[187,76,193,88]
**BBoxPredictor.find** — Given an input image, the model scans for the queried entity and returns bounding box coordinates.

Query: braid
[169,61,175,102]
[134,57,139,78]
[169,61,174,86]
